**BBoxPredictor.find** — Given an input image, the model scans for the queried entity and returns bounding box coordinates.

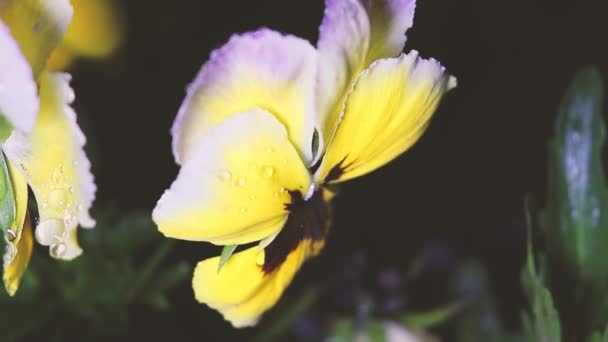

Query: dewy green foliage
[541,67,608,284]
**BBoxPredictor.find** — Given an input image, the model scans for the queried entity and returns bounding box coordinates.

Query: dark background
[69,0,607,339]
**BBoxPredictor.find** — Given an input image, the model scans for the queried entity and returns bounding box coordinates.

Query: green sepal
[217,244,238,273]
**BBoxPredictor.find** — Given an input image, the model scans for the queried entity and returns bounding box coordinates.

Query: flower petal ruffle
[3,72,96,260]
[171,28,318,165]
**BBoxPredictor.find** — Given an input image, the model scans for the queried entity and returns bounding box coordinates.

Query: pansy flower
[153,0,456,327]
[0,0,96,295]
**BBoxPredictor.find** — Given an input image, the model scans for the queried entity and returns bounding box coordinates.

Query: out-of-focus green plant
[522,198,562,341]
[541,67,608,285]
[0,211,188,341]
[524,67,608,341]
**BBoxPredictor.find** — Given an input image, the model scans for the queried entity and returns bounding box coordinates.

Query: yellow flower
[0,0,96,295]
[47,0,123,70]
[153,0,456,327]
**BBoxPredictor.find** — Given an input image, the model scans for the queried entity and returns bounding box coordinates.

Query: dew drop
[6,230,16,242]
[52,170,60,183]
[64,215,76,228]
[50,242,67,258]
[49,189,68,208]
[240,207,248,213]
[217,169,232,182]
[266,146,274,153]
[263,166,275,178]
[273,191,279,198]
[237,176,247,187]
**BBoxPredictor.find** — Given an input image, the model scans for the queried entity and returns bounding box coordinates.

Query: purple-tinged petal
[315,0,416,153]
[0,19,38,135]
[171,28,318,165]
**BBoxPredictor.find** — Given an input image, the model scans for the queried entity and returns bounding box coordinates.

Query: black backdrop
[68,0,607,339]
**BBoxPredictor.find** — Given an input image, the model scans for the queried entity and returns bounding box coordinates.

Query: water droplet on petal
[237,176,247,187]
[50,242,67,258]
[64,215,76,228]
[240,207,248,213]
[266,146,274,153]
[249,194,256,200]
[217,169,232,182]
[263,166,275,178]
[6,230,17,242]
[49,189,68,208]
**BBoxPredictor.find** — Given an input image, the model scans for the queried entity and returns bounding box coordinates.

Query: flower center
[261,187,329,274]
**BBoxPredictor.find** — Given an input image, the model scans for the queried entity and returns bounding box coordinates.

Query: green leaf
[0,151,16,236]
[540,67,608,284]
[217,244,237,273]
[522,198,562,342]
[401,301,461,331]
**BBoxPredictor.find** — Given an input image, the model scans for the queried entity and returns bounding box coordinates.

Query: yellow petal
[315,0,416,154]
[171,29,318,165]
[315,52,456,183]
[2,158,32,296]
[154,108,311,245]
[2,213,33,296]
[0,0,73,76]
[3,72,96,260]
[45,44,72,71]
[193,240,323,327]
[61,0,122,58]
[46,0,122,70]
